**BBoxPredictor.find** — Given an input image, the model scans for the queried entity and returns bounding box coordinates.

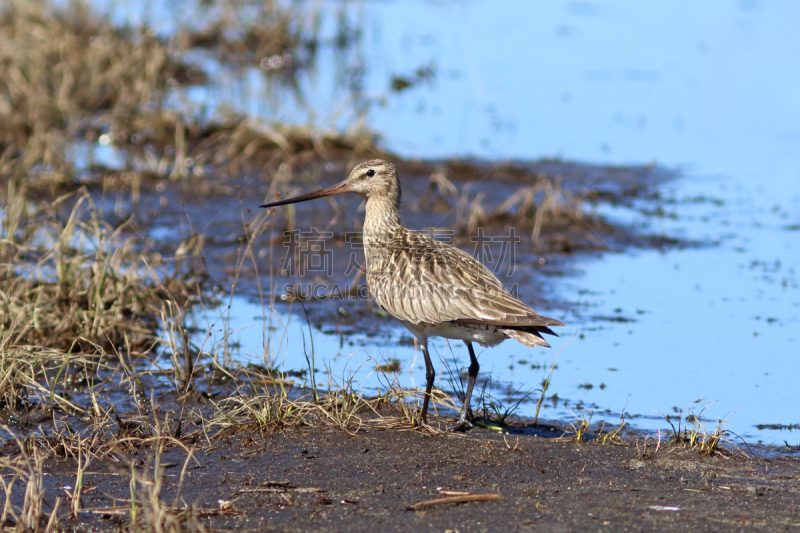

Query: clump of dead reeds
[491,175,589,240]
[1,188,200,352]
[125,113,390,179]
[443,172,600,242]
[178,0,321,69]
[0,0,386,189]
[0,434,55,532]
[0,413,203,532]
[124,414,204,533]
[0,184,208,419]
[0,0,198,188]
[203,380,449,437]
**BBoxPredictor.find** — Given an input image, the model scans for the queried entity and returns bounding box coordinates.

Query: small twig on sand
[410,494,500,511]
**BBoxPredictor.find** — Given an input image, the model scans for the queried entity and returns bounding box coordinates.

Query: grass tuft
[661,400,730,455]
[1,189,199,352]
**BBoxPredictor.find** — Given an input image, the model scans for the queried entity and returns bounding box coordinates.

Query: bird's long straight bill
[259,182,349,209]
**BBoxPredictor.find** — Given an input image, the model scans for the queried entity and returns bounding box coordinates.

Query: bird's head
[260,159,400,210]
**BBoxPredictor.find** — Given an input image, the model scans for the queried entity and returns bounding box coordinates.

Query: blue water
[96,0,800,444]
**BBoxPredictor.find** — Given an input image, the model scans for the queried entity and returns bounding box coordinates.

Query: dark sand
[47,424,800,532]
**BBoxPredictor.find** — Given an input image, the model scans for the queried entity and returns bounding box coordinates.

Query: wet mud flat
[31,424,800,532]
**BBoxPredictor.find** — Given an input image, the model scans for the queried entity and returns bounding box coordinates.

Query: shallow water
[90,0,800,444]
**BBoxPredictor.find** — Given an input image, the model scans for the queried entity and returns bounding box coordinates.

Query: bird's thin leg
[453,342,480,431]
[420,341,435,425]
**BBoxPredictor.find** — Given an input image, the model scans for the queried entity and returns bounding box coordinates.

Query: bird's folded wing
[368,236,562,327]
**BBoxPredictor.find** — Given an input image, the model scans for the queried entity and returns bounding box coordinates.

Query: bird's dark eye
[366,169,376,177]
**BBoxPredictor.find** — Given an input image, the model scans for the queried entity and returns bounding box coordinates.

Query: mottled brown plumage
[261,159,563,429]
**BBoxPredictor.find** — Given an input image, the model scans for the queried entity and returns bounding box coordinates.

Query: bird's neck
[363,195,402,237]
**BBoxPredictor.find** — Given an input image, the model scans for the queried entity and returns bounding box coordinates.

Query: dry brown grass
[491,175,591,240]
[0,0,197,188]
[124,113,389,180]
[200,378,457,439]
[0,419,205,532]
[0,381,442,531]
[0,0,385,190]
[419,167,598,240]
[1,188,200,352]
[178,0,320,68]
[0,435,52,532]
[0,181,208,420]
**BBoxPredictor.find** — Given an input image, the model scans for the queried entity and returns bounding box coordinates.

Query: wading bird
[261,160,563,430]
